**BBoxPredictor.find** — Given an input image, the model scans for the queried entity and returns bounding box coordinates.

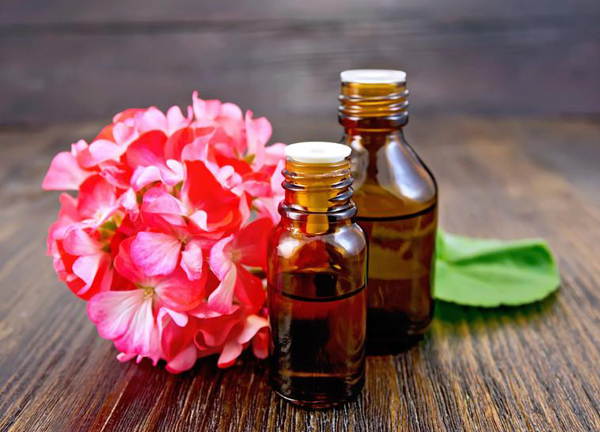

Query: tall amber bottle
[338,70,438,352]
[267,142,368,408]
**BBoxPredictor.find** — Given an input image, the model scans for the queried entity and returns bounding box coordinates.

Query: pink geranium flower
[208,218,272,313]
[60,226,113,300]
[194,307,269,368]
[76,175,120,228]
[140,160,248,240]
[42,142,94,191]
[44,91,285,372]
[46,177,122,300]
[87,237,207,363]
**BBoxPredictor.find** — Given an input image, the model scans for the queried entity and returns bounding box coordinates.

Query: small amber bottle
[267,142,368,409]
[338,70,438,353]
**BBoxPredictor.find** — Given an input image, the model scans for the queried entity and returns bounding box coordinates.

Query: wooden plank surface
[1,0,599,124]
[1,115,600,431]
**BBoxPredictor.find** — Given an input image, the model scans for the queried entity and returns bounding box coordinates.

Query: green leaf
[434,230,560,307]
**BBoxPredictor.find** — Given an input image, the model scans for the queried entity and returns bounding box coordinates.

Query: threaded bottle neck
[338,69,409,130]
[281,158,355,218]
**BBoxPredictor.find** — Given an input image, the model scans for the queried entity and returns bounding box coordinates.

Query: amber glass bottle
[267,142,368,409]
[339,70,438,353]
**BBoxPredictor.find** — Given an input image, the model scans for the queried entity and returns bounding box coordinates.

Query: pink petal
[245,111,272,169]
[181,160,243,236]
[181,133,213,162]
[112,121,137,145]
[77,175,117,222]
[72,139,97,169]
[136,107,167,134]
[46,193,79,254]
[72,254,102,290]
[166,344,197,374]
[238,180,271,197]
[252,328,269,359]
[166,159,184,175]
[166,106,193,135]
[62,244,111,300]
[113,108,145,123]
[160,312,197,363]
[130,166,162,191]
[130,161,182,191]
[237,314,269,344]
[126,130,168,169]
[99,161,132,189]
[254,197,281,225]
[181,239,204,281]
[234,267,266,311]
[270,158,285,192]
[234,218,273,269]
[142,186,187,216]
[131,231,182,277]
[118,188,139,220]
[220,103,243,122]
[116,353,136,363]
[192,92,221,121]
[88,139,125,164]
[207,267,237,314]
[239,193,252,228]
[188,210,209,231]
[196,346,220,358]
[217,104,244,149]
[162,160,184,185]
[63,227,101,256]
[154,268,205,312]
[113,295,161,361]
[215,166,243,191]
[58,192,79,220]
[98,263,114,293]
[217,339,243,368]
[162,308,189,327]
[182,160,239,212]
[265,143,286,166]
[114,237,146,284]
[189,303,230,319]
[87,289,146,341]
[164,126,194,162]
[42,151,90,190]
[195,313,240,348]
[156,308,171,335]
[209,236,233,280]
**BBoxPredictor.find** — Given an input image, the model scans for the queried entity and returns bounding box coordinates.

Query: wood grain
[1,115,600,431]
[0,0,599,124]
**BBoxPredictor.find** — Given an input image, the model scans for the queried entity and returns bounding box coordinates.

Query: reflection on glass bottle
[339,70,438,353]
[267,142,367,408]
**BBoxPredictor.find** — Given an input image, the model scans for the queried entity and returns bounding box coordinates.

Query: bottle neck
[279,159,356,234]
[338,80,409,131]
[342,129,405,148]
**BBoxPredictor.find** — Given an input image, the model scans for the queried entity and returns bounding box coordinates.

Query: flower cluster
[43,92,285,373]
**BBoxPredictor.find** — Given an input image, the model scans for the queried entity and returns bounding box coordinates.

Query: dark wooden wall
[1,0,599,126]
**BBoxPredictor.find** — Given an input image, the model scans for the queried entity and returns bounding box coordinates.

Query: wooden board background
[1,116,600,431]
[1,1,600,431]
[0,0,599,125]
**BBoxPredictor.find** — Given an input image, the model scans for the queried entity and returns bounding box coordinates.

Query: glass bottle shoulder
[343,132,437,218]
[267,221,367,296]
[268,222,367,268]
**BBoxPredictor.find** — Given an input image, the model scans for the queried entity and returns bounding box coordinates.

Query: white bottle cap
[341,69,406,84]
[285,142,351,164]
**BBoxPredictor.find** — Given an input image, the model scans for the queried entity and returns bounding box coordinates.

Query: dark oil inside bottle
[268,270,366,409]
[357,205,437,353]
[268,151,367,408]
